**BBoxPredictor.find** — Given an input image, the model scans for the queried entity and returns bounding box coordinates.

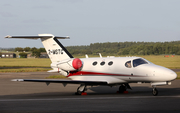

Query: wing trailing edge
[11,79,108,85]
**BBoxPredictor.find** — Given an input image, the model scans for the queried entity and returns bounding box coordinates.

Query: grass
[0,68,50,73]
[176,72,180,79]
[0,58,51,73]
[1,55,179,69]
[139,55,180,69]
[45,75,67,79]
[0,58,51,67]
[0,55,180,73]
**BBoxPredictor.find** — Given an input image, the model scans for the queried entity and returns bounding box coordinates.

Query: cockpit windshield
[133,58,148,67]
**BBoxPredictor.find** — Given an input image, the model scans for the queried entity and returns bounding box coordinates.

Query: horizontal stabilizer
[11,79,108,85]
[5,34,69,39]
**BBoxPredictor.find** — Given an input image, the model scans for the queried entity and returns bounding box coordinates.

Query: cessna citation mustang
[5,34,177,96]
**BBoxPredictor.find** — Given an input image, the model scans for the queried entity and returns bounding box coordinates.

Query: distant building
[27,52,49,58]
[1,53,16,58]
[40,52,49,58]
[27,53,35,58]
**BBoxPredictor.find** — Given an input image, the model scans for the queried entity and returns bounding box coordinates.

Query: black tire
[119,85,126,93]
[75,92,81,95]
[152,88,158,96]
[76,86,85,95]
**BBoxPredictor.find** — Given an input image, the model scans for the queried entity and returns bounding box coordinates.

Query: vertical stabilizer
[39,34,73,62]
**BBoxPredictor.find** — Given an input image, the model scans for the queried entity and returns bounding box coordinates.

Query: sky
[0,0,180,48]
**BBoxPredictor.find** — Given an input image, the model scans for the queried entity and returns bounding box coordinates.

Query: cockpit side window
[125,61,132,68]
[133,58,148,67]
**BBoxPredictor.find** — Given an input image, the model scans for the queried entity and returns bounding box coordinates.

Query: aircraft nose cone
[153,65,177,81]
[169,70,177,80]
[164,68,177,81]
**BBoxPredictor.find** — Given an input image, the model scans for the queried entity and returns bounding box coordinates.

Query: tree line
[12,41,180,57]
[14,47,46,58]
[66,41,180,56]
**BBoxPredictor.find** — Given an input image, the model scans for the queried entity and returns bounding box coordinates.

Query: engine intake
[51,58,83,71]
[72,58,82,70]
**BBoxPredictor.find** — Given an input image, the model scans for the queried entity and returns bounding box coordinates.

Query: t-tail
[38,34,73,62]
[5,34,83,76]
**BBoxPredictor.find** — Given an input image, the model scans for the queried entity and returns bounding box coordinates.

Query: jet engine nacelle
[51,58,83,71]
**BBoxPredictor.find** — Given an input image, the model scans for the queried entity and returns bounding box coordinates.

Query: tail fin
[39,34,73,62]
[5,34,73,62]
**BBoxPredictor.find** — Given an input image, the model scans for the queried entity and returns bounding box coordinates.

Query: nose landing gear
[152,86,158,96]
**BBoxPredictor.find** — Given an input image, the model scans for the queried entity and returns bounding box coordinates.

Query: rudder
[39,34,73,62]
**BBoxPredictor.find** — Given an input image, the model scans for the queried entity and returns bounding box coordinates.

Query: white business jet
[5,34,177,96]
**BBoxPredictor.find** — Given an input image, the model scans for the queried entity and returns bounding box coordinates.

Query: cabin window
[100,61,105,66]
[125,61,131,68]
[92,61,97,66]
[108,61,113,66]
[133,58,148,67]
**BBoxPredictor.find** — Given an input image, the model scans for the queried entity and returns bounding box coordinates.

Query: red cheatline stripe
[68,71,143,77]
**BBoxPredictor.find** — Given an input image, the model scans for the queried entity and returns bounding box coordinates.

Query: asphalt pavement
[0,72,180,113]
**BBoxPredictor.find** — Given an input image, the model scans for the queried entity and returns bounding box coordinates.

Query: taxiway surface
[0,72,180,113]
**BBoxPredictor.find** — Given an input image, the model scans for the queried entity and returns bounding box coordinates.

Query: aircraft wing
[11,79,108,86]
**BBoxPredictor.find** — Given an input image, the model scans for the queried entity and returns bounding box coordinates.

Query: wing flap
[11,79,108,85]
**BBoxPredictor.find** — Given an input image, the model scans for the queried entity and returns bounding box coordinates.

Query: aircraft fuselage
[68,57,177,85]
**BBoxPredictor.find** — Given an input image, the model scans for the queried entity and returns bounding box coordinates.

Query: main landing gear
[119,85,127,93]
[75,84,159,96]
[75,84,87,95]
[152,86,158,96]
[118,84,132,93]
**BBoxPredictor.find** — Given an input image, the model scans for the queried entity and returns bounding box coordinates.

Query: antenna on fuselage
[85,54,89,58]
[99,53,102,58]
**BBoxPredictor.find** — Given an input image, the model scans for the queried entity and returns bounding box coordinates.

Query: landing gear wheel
[76,87,83,95]
[75,85,86,95]
[152,88,158,96]
[119,85,126,93]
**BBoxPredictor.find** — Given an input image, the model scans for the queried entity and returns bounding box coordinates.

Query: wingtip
[11,79,24,82]
[5,35,12,38]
